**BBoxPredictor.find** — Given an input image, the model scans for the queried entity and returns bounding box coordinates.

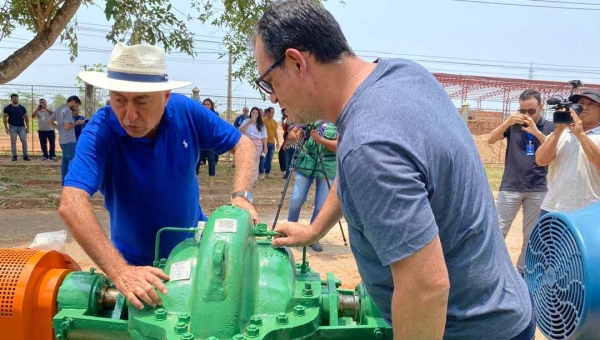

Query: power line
[449,0,600,10]
[523,0,600,5]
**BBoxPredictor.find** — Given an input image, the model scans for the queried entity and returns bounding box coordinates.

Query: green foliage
[1,0,339,90]
[104,0,194,54]
[193,0,331,94]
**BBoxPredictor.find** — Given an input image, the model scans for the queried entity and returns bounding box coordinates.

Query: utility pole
[226,50,233,161]
[528,62,534,80]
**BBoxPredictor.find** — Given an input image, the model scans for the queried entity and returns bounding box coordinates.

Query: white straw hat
[78,43,191,92]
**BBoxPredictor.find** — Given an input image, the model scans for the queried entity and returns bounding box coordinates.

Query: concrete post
[192,87,200,101]
[461,102,470,124]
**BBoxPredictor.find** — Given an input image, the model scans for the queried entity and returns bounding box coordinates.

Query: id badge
[526,142,535,156]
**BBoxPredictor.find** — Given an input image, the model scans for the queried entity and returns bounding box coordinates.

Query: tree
[51,94,67,109]
[0,0,330,87]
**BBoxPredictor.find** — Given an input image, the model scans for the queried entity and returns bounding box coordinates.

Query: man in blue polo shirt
[58,43,258,310]
[487,89,555,277]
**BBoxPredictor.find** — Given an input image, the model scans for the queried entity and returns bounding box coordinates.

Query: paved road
[0,209,110,247]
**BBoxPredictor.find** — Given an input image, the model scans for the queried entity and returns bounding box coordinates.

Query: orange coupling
[0,248,80,340]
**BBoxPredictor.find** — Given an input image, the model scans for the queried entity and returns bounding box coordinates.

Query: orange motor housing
[0,249,80,340]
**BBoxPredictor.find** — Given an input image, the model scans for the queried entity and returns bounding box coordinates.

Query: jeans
[287,172,335,224]
[60,142,76,185]
[196,150,217,177]
[284,148,297,179]
[38,130,56,158]
[259,143,275,175]
[9,125,28,158]
[496,191,546,274]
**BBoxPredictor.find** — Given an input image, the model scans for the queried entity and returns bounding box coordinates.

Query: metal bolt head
[293,305,306,317]
[206,337,219,340]
[174,321,187,334]
[178,312,191,323]
[302,282,314,296]
[89,268,96,274]
[374,328,384,339]
[154,308,167,321]
[250,315,263,326]
[246,324,260,337]
[276,312,289,325]
[233,335,246,340]
[181,332,195,340]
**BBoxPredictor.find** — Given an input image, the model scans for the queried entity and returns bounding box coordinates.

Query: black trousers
[38,130,56,158]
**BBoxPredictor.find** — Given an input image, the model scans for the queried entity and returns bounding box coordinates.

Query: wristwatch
[231,190,253,204]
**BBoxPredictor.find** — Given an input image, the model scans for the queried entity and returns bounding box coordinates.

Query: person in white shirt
[240,107,268,182]
[32,98,56,161]
[536,89,600,215]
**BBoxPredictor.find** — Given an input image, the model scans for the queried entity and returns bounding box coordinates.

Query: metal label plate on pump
[214,219,238,233]
[169,260,192,281]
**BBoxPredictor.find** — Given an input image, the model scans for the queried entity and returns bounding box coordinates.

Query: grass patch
[484,164,504,192]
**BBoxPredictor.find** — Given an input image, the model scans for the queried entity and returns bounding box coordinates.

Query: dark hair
[67,95,81,105]
[202,98,215,112]
[10,94,18,99]
[250,106,265,132]
[519,89,542,105]
[39,98,46,102]
[254,0,355,65]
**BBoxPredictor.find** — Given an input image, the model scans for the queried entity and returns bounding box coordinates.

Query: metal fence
[0,84,273,156]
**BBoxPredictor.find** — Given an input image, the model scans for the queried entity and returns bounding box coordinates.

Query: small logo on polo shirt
[183,140,188,148]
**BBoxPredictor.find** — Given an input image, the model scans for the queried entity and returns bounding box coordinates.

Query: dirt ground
[0,135,546,339]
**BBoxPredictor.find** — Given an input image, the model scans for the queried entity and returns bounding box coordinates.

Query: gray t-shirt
[50,104,76,144]
[36,109,54,131]
[335,58,532,340]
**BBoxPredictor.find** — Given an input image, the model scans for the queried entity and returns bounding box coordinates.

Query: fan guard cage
[525,215,586,340]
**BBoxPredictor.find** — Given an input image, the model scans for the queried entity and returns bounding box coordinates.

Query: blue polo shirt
[64,94,242,265]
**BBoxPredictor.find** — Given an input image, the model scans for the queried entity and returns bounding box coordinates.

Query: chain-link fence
[0,84,273,156]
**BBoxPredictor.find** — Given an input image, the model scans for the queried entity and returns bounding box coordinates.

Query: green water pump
[51,205,392,340]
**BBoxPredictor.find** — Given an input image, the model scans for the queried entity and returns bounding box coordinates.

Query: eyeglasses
[518,109,537,115]
[255,54,286,95]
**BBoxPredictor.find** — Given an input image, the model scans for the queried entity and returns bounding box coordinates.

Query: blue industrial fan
[525,201,600,340]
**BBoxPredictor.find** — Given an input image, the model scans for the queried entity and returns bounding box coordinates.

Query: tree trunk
[0,0,82,84]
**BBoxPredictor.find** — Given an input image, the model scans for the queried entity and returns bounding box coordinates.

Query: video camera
[547,97,583,124]
[547,80,584,124]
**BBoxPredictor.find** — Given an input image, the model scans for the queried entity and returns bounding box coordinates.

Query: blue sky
[1,0,599,110]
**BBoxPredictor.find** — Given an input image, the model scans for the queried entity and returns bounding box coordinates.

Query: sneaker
[42,157,49,161]
[309,242,323,252]
[11,156,17,161]
[50,157,58,162]
[23,157,31,161]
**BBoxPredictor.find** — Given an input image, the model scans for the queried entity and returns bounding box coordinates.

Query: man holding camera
[487,89,555,277]
[536,89,600,215]
[32,98,57,161]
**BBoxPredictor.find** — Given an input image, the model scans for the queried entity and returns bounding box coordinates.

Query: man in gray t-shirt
[32,98,57,161]
[48,95,84,184]
[258,2,534,339]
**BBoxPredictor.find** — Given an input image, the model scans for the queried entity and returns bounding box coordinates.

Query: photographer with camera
[32,98,56,161]
[286,120,337,252]
[536,89,600,215]
[487,89,555,277]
